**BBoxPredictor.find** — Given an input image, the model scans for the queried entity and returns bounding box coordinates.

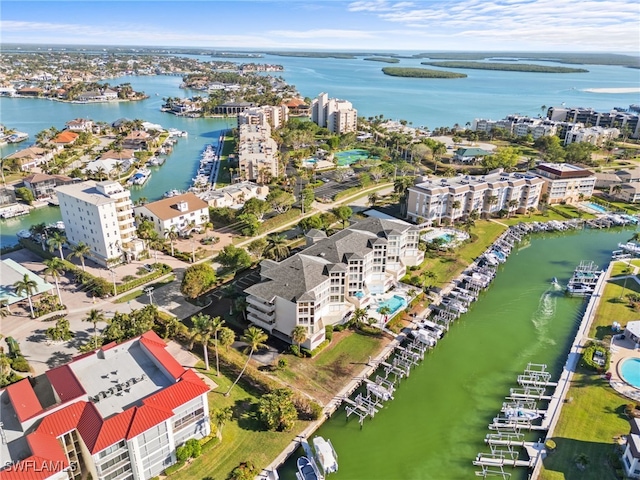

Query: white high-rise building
[237,105,289,130]
[311,93,357,134]
[56,180,142,266]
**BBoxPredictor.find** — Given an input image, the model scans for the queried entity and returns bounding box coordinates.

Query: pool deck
[609,336,640,401]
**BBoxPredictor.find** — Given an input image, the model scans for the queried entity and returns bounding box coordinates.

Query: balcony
[246,296,275,312]
[247,307,275,325]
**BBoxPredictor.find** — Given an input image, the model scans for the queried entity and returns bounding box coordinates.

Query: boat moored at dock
[312,437,338,476]
[296,456,321,480]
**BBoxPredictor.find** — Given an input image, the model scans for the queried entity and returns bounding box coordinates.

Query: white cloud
[348,1,415,12]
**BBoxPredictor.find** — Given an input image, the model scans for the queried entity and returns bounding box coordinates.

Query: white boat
[416,319,444,338]
[410,329,437,346]
[7,132,28,143]
[366,382,394,401]
[312,437,338,476]
[503,407,541,422]
[296,456,321,480]
[147,157,160,166]
[163,189,181,198]
[127,168,151,186]
[618,242,640,255]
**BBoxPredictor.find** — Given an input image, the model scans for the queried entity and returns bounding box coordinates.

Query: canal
[278,226,636,480]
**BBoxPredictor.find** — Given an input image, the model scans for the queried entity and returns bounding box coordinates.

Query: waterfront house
[406,170,544,224]
[4,147,55,172]
[0,330,211,480]
[52,130,79,146]
[244,217,423,349]
[122,130,152,151]
[16,87,43,97]
[0,187,17,207]
[284,97,310,117]
[623,418,640,478]
[531,163,596,205]
[134,193,209,237]
[199,181,269,208]
[65,118,94,132]
[23,173,74,200]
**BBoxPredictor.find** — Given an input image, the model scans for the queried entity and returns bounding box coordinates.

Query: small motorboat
[312,437,338,476]
[503,407,541,422]
[551,277,560,287]
[296,456,321,480]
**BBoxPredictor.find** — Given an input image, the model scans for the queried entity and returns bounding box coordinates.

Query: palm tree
[368,192,380,207]
[164,226,178,256]
[43,258,66,305]
[611,184,622,198]
[487,195,499,215]
[70,242,91,271]
[213,406,233,441]
[189,313,220,372]
[291,325,307,349]
[379,305,392,324]
[84,308,106,349]
[264,234,290,262]
[13,274,37,318]
[451,200,461,222]
[225,326,268,396]
[48,231,67,260]
[29,223,48,249]
[352,308,368,327]
[507,199,519,218]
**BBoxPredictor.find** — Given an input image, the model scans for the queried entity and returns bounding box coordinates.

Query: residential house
[122,131,152,151]
[134,193,209,237]
[56,180,142,266]
[66,118,94,132]
[23,173,74,200]
[0,187,16,207]
[284,98,310,117]
[199,181,269,208]
[531,163,596,204]
[0,331,210,480]
[622,418,640,479]
[52,130,80,147]
[4,147,55,172]
[244,218,423,349]
[406,170,545,223]
[452,147,493,164]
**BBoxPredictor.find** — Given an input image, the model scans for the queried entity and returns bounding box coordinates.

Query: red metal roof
[139,331,184,379]
[0,455,66,480]
[126,404,173,439]
[45,365,85,403]
[36,401,85,438]
[26,432,68,466]
[144,372,209,413]
[5,379,42,422]
[90,407,135,453]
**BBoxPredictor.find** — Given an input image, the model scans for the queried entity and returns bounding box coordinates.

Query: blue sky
[2,1,639,52]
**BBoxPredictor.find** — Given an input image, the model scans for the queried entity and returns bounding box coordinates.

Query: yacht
[296,456,321,480]
[127,168,151,186]
[312,437,338,476]
[410,329,437,347]
[163,189,182,198]
[566,260,604,297]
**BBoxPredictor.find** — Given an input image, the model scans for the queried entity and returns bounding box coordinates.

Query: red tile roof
[5,379,42,422]
[45,365,85,403]
[52,131,79,144]
[139,331,185,379]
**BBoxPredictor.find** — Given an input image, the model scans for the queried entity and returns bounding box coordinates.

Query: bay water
[278,226,636,480]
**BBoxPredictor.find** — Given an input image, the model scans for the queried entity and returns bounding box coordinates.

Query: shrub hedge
[581,342,610,371]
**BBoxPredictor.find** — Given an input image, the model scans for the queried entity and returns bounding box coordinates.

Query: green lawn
[591,278,640,340]
[540,369,629,480]
[170,364,311,480]
[273,330,386,404]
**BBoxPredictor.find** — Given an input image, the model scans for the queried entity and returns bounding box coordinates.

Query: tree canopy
[181,263,216,299]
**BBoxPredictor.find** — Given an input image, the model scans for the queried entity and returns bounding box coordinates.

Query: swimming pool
[620,357,640,389]
[377,295,407,315]
[334,149,372,166]
[583,202,608,214]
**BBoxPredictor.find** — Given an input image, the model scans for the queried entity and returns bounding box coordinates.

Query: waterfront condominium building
[547,105,640,139]
[237,105,289,130]
[237,123,279,183]
[134,193,209,237]
[244,217,423,350]
[56,180,143,266]
[311,93,358,134]
[406,170,545,224]
[0,331,211,480]
[531,163,596,205]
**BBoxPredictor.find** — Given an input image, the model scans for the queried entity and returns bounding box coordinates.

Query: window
[173,406,205,430]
